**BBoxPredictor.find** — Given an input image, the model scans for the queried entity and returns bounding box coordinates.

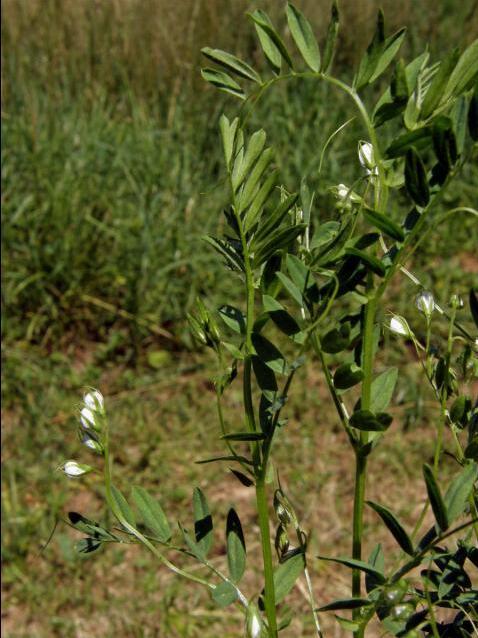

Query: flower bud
[80,406,101,432]
[358,141,378,176]
[245,603,265,638]
[83,390,104,413]
[389,315,412,337]
[334,184,362,206]
[81,433,104,454]
[449,293,464,310]
[61,460,93,478]
[415,290,435,318]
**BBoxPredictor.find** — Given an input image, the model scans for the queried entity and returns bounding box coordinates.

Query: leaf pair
[355,11,406,90]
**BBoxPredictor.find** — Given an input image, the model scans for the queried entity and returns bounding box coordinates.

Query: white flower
[80,406,97,430]
[61,460,93,478]
[337,183,349,199]
[389,315,411,337]
[81,433,103,454]
[335,183,362,204]
[415,291,435,317]
[83,390,104,412]
[358,140,378,176]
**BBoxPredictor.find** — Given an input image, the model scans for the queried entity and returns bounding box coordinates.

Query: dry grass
[1,349,463,637]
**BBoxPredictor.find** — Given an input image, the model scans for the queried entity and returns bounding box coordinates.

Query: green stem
[352,452,367,632]
[256,477,278,637]
[103,430,211,589]
[361,295,377,412]
[229,173,276,633]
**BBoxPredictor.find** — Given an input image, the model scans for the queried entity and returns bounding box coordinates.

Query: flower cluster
[60,389,105,478]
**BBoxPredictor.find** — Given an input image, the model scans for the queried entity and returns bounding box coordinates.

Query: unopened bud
[83,390,104,413]
[415,291,435,317]
[61,460,93,478]
[80,406,101,432]
[449,294,464,310]
[358,141,378,176]
[389,315,412,337]
[81,433,104,454]
[245,603,265,638]
[334,184,362,206]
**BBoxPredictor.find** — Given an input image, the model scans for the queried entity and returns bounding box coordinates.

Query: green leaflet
[363,208,404,242]
[254,193,299,244]
[226,508,246,583]
[249,9,293,72]
[211,580,238,607]
[110,485,136,528]
[262,294,301,337]
[218,305,246,335]
[275,272,304,307]
[239,147,274,214]
[68,512,116,541]
[252,224,306,268]
[273,552,305,603]
[200,68,245,100]
[322,1,339,72]
[355,10,406,89]
[386,127,432,158]
[318,555,386,583]
[201,47,261,84]
[219,115,239,169]
[243,170,278,231]
[367,501,414,555]
[286,3,320,72]
[344,247,386,277]
[423,464,449,532]
[193,487,213,556]
[251,332,287,375]
[443,39,478,100]
[349,410,393,432]
[404,147,429,207]
[333,363,364,390]
[132,486,171,542]
[232,129,267,192]
[370,367,398,413]
[317,598,371,612]
[420,48,459,119]
[444,463,478,523]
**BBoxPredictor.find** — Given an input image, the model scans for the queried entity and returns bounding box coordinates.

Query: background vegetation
[1,1,477,636]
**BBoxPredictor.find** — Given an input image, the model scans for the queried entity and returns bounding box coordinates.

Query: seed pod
[273,489,298,528]
[274,523,290,561]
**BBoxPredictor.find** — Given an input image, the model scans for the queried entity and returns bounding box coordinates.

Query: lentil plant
[59,4,478,637]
